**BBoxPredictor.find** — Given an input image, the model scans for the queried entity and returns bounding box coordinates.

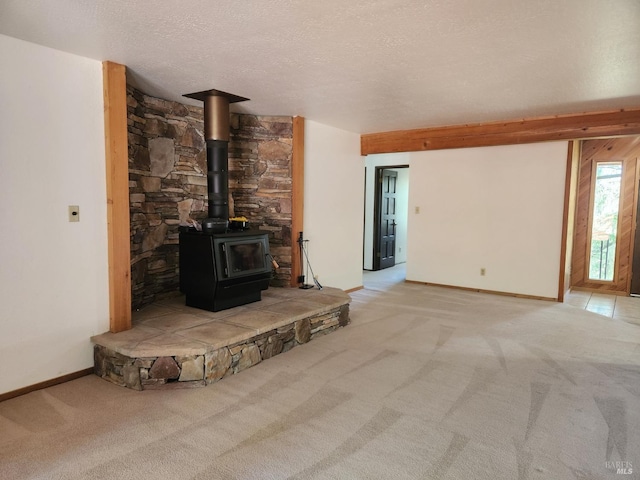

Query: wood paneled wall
[571,136,640,293]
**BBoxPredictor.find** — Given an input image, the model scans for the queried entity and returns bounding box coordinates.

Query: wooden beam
[103,61,132,333]
[361,108,640,155]
[291,116,305,287]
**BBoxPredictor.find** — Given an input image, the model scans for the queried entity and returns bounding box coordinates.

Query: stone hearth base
[91,287,350,391]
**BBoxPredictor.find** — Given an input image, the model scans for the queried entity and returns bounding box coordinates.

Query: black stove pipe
[183,89,250,222]
[206,139,229,220]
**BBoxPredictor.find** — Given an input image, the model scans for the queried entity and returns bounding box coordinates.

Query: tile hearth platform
[91,287,350,391]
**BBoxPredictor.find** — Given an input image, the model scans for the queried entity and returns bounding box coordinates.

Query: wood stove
[179,88,272,312]
[179,228,271,312]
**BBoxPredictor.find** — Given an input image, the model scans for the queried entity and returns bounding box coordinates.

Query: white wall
[406,142,568,299]
[393,168,409,264]
[363,154,410,269]
[304,120,364,290]
[0,34,109,395]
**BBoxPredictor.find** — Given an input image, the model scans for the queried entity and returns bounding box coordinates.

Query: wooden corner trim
[557,141,575,302]
[103,61,132,333]
[291,116,305,287]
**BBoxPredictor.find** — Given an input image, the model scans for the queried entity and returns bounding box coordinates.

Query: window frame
[585,160,625,284]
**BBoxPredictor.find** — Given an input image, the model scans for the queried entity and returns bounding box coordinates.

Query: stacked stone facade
[127,86,293,309]
[94,304,350,391]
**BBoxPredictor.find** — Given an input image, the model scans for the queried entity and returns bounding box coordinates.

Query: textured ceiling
[1,0,639,133]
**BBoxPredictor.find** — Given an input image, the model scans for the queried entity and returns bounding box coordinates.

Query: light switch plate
[69,205,80,222]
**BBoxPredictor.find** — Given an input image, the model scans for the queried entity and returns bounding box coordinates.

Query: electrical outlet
[69,205,80,222]
[480,268,486,276]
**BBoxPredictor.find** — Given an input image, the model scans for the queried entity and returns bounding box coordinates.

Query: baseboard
[345,285,364,293]
[404,280,557,302]
[0,367,94,403]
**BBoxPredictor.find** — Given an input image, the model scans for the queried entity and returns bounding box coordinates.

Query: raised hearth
[91,287,350,390]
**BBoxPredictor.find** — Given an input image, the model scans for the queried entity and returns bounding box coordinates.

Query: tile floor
[555,290,640,325]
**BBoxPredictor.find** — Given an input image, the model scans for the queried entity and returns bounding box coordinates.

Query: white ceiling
[1,0,639,134]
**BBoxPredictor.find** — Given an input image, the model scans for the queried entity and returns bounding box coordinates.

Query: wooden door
[374,169,397,270]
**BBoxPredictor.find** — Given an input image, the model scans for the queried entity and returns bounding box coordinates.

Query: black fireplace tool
[298,232,322,290]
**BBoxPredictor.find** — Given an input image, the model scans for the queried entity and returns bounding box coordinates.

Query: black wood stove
[179,89,272,312]
[179,228,271,312]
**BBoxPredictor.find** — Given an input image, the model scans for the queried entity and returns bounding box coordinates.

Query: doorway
[373,168,398,270]
[362,158,410,278]
[363,163,409,272]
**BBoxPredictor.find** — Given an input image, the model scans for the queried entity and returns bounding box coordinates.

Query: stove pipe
[184,89,249,221]
[204,95,230,220]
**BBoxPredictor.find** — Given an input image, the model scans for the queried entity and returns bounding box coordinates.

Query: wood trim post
[626,157,640,294]
[103,61,132,332]
[291,117,305,287]
[558,141,575,302]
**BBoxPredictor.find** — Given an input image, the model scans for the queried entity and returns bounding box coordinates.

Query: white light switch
[69,205,80,222]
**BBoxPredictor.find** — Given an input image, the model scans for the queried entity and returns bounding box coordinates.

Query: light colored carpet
[1,266,639,479]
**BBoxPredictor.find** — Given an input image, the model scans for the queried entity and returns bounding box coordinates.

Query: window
[588,162,622,281]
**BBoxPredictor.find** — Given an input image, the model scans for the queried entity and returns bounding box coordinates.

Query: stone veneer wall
[127,86,293,309]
